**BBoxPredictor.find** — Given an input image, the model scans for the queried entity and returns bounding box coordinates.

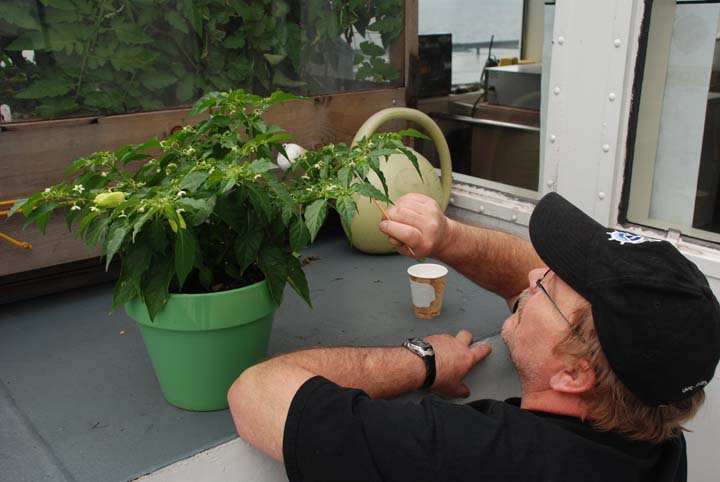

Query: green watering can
[347,108,453,253]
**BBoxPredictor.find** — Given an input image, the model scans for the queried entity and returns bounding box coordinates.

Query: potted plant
[9,89,423,411]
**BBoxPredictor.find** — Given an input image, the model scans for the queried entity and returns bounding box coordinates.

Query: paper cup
[407,263,448,319]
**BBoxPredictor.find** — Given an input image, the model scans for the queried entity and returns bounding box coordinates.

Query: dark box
[418,34,452,98]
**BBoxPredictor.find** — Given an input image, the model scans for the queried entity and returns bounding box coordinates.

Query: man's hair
[554,305,705,443]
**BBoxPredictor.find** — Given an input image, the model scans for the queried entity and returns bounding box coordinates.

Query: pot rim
[164,278,268,299]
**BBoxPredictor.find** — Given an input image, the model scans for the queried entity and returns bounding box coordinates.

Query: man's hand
[426,330,492,398]
[378,193,454,259]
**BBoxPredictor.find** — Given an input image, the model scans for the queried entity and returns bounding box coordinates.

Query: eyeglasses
[536,268,574,329]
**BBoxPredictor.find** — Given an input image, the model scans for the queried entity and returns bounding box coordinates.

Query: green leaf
[142,255,174,321]
[304,199,328,242]
[6,30,46,50]
[176,75,195,102]
[20,193,42,217]
[104,223,130,270]
[286,254,311,307]
[359,41,386,57]
[247,185,274,221]
[0,3,41,29]
[7,199,27,219]
[174,227,197,289]
[224,32,246,49]
[188,91,223,117]
[249,158,278,173]
[398,146,423,181]
[164,10,189,34]
[263,53,286,66]
[397,128,431,141]
[290,217,310,251]
[180,170,210,191]
[145,220,168,253]
[335,196,358,231]
[353,182,390,204]
[176,196,216,226]
[24,201,59,235]
[257,244,287,305]
[132,209,154,241]
[15,78,74,99]
[337,166,353,188]
[113,267,139,311]
[233,225,263,274]
[140,70,177,91]
[86,216,110,249]
[123,243,152,290]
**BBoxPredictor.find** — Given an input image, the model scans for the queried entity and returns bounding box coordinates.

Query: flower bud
[94,192,126,208]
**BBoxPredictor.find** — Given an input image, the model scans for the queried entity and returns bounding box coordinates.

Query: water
[419,0,524,85]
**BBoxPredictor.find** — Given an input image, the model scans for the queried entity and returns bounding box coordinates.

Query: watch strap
[420,351,436,389]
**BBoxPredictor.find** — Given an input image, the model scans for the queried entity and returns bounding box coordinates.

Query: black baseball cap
[529,192,720,406]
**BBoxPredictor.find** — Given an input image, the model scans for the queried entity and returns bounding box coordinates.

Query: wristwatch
[402,338,436,389]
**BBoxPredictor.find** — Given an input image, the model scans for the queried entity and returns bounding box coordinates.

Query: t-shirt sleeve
[283,376,462,482]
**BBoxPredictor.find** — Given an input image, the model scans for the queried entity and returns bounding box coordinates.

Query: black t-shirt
[283,376,687,482]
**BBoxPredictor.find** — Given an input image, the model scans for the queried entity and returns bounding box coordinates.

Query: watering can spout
[347,108,453,254]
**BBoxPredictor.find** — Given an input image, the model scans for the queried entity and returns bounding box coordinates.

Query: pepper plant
[9,89,424,320]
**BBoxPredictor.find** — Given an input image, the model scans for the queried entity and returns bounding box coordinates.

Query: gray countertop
[0,234,515,482]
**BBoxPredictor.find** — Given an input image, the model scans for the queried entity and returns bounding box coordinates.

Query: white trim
[448,172,538,227]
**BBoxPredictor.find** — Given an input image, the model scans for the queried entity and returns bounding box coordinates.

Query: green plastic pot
[125,280,277,411]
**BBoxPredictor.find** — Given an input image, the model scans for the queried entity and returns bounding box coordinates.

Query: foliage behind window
[0,0,403,121]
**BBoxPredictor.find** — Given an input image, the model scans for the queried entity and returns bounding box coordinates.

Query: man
[228,192,720,481]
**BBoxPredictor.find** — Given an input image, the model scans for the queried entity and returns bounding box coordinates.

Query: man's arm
[228,330,491,462]
[379,193,545,307]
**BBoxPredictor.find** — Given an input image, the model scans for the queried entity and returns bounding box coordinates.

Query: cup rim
[407,263,448,279]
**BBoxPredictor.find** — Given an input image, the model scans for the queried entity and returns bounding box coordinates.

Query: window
[416,0,549,200]
[626,0,720,243]
[418,0,524,86]
[0,0,404,123]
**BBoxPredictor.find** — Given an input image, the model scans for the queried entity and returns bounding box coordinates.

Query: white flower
[100,172,108,177]
[71,205,82,211]
[118,212,127,218]
[176,190,186,198]
[90,206,99,212]
[44,188,51,193]
[138,206,145,213]
[176,208,185,214]
[73,184,85,193]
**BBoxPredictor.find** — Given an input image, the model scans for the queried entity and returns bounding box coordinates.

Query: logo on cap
[607,230,660,245]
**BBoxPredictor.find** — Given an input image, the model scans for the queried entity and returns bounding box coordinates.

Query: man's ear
[549,359,596,395]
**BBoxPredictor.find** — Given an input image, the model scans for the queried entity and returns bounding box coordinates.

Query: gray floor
[0,235,511,482]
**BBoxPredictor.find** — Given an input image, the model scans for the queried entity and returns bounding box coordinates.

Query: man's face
[502,268,588,392]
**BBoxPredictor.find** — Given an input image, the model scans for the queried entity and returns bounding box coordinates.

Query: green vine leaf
[174,227,197,289]
[304,199,328,242]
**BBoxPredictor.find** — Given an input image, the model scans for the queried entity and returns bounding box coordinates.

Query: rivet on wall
[608,93,616,101]
[558,36,565,45]
[549,134,557,143]
[546,179,555,187]
[602,144,610,152]
[598,192,606,200]
[614,38,622,48]
[553,86,561,95]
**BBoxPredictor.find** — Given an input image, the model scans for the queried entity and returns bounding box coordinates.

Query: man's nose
[527,268,546,294]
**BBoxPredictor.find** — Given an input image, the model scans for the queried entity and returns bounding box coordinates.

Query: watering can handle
[351,108,453,210]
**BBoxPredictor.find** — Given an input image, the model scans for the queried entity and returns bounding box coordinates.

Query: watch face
[411,338,431,349]
[406,338,434,356]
